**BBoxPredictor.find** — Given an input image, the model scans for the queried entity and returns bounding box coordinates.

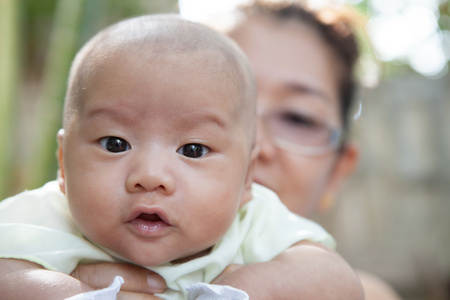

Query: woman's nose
[125,148,175,195]
[256,118,277,162]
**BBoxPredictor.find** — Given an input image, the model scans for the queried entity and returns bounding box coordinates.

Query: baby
[0,15,350,299]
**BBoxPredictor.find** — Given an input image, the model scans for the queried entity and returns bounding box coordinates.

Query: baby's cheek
[67,192,108,237]
[212,207,238,239]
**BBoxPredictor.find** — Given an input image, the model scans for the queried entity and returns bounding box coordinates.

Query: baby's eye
[177,143,209,158]
[99,136,131,153]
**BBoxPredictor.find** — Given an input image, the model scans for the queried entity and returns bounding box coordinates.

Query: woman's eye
[281,112,318,128]
[99,137,131,153]
[177,143,209,158]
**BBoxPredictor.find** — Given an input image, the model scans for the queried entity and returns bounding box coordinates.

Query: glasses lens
[263,110,342,155]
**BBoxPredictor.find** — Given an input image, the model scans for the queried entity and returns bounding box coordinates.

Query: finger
[71,262,166,294]
[117,290,164,300]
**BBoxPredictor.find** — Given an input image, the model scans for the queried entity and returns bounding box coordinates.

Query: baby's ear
[240,145,260,207]
[56,129,66,194]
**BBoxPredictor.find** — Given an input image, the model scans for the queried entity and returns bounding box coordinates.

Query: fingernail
[147,275,164,293]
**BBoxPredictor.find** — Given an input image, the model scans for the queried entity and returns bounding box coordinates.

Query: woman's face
[231,17,357,217]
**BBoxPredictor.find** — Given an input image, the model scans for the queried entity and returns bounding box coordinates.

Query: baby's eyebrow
[83,105,229,131]
[82,106,138,125]
[178,111,228,131]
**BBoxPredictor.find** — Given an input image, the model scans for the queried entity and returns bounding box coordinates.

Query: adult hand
[211,264,243,285]
[71,262,166,296]
[116,291,164,300]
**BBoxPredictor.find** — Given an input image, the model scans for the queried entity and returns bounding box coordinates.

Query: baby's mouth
[129,211,170,236]
[137,213,163,222]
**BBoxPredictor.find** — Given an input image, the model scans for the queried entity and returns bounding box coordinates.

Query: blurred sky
[179,0,449,78]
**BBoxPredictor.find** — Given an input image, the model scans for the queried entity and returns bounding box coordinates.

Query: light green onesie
[0,181,335,299]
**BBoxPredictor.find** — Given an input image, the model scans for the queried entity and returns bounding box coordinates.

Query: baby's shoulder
[0,181,72,230]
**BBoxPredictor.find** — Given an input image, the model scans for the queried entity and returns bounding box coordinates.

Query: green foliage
[438,1,450,31]
[0,0,20,198]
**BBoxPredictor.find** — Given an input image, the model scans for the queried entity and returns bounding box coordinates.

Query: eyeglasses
[258,107,344,156]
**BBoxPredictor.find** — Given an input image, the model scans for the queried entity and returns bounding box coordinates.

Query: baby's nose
[125,148,175,195]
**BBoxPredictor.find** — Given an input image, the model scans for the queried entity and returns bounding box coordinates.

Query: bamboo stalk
[0,0,20,199]
[24,0,86,190]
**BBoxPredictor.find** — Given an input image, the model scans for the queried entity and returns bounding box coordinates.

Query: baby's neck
[170,247,212,264]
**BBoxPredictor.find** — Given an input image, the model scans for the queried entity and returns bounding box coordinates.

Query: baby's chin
[119,247,213,267]
[169,247,213,265]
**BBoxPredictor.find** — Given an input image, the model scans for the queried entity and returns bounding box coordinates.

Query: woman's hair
[237,0,361,135]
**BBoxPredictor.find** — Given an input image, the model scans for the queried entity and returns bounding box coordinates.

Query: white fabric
[65,277,247,300]
[65,276,124,300]
[0,181,335,299]
[186,282,249,300]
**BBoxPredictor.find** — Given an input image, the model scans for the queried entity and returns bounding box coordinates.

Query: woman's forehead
[238,21,339,98]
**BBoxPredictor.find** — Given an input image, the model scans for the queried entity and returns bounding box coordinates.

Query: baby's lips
[127,206,173,238]
[128,206,170,225]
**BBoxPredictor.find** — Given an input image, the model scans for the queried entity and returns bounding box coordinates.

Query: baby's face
[59,51,253,266]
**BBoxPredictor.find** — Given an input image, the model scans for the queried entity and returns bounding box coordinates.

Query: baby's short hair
[64,15,256,144]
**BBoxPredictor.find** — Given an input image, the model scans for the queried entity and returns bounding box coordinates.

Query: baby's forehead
[83,40,248,104]
[80,17,248,83]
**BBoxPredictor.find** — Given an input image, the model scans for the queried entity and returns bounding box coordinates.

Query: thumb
[72,262,166,294]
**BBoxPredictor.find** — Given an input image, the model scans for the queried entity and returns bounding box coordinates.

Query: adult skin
[71,2,400,299]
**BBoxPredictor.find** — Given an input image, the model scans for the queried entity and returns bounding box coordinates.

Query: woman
[71,1,401,299]
[226,1,401,299]
[228,0,360,217]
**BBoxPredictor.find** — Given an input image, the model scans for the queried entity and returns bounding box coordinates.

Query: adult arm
[212,240,364,300]
[358,271,402,300]
[71,241,364,299]
[0,258,92,300]
[0,258,163,300]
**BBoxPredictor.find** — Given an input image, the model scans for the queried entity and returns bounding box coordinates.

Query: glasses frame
[258,107,345,156]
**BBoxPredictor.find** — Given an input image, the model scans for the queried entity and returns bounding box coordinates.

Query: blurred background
[0,0,449,299]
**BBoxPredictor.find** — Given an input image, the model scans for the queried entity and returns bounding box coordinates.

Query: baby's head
[57,15,257,266]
